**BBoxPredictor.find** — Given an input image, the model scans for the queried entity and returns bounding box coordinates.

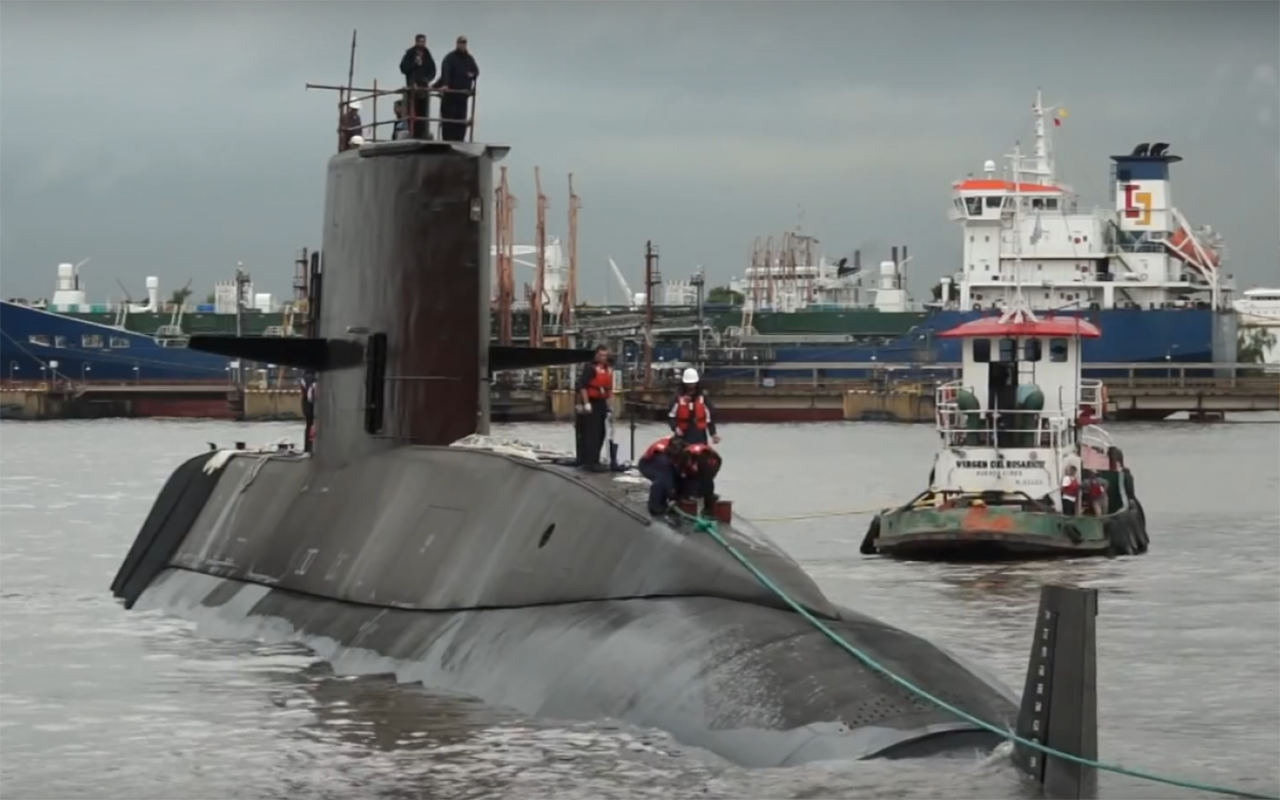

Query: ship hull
[111,445,1019,768]
[863,499,1149,562]
[2,301,234,382]
[696,307,1234,379]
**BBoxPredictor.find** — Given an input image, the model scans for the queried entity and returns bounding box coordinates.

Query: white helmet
[349,135,366,147]
[681,367,699,384]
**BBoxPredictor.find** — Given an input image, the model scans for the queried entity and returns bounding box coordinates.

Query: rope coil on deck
[672,507,1279,800]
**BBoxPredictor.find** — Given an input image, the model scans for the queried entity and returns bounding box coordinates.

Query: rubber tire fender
[1105,516,1135,557]
[859,515,881,555]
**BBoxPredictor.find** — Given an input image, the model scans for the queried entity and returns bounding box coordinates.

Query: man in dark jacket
[433,35,479,142]
[399,34,436,139]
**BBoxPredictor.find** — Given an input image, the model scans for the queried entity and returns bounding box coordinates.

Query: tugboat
[861,148,1149,561]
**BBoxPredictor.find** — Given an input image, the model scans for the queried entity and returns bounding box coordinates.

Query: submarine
[110,130,1098,795]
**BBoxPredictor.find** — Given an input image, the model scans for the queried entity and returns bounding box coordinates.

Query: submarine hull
[113,446,1018,767]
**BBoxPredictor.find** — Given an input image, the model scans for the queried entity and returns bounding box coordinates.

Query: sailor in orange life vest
[636,435,686,515]
[574,345,613,471]
[668,368,719,446]
[673,441,722,514]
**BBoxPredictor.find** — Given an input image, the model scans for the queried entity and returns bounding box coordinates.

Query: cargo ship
[691,90,1238,378]
[1,257,307,383]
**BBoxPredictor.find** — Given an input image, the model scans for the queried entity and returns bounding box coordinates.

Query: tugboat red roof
[937,316,1102,339]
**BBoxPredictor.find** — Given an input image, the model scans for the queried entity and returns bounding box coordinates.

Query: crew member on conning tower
[637,435,686,516]
[668,368,719,446]
[575,345,613,471]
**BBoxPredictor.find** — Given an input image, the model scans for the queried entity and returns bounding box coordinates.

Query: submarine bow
[111,135,1094,785]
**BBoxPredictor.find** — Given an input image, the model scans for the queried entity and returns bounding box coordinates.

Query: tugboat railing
[1079,424,1115,457]
[934,380,1081,449]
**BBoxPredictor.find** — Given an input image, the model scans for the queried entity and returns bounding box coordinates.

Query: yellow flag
[1057,108,1069,119]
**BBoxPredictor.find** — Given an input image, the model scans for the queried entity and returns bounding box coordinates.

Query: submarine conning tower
[314,140,505,468]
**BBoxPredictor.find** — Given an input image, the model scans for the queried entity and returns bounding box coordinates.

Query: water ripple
[1,417,1277,799]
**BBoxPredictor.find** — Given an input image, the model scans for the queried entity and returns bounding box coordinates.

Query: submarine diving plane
[111,77,1098,797]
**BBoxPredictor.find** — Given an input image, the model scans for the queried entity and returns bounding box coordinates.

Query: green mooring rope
[673,508,1278,800]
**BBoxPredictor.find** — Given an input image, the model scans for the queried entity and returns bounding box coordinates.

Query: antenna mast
[531,166,547,348]
[1031,87,1061,184]
[1003,142,1038,323]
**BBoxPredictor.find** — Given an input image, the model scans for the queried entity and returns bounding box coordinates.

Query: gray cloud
[2,1,1277,304]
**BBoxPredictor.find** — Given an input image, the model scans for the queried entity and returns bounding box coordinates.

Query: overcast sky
[1,1,1277,304]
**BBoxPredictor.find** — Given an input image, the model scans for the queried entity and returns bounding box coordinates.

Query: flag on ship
[1030,212,1044,245]
[1053,107,1068,127]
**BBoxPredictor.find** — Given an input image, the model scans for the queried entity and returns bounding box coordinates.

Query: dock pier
[2,363,1275,423]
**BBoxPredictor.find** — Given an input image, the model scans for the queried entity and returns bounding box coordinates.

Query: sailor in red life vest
[1077,404,1097,428]
[1082,471,1109,516]
[1060,463,1080,516]
[574,345,614,471]
[668,368,719,446]
[673,441,722,514]
[637,435,686,515]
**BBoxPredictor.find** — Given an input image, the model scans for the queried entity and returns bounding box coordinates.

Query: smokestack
[314,142,506,466]
[854,250,861,271]
[891,246,899,269]
[901,245,908,291]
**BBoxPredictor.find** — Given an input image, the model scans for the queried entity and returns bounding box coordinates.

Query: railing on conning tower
[306,78,479,152]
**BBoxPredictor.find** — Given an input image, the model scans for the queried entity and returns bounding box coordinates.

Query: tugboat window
[972,338,992,362]
[1023,339,1043,362]
[1049,338,1069,362]
[965,197,983,216]
[998,338,1017,362]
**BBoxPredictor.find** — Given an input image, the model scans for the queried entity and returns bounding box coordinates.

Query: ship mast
[1030,87,1062,184]
[531,166,547,348]
[1000,142,1039,324]
[495,167,515,345]
[562,173,580,347]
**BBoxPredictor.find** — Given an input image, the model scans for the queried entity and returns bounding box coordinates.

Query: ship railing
[306,79,478,152]
[1077,379,1105,415]
[1079,424,1114,461]
[935,381,1078,449]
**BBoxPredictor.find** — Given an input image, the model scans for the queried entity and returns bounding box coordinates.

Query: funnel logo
[1122,183,1152,226]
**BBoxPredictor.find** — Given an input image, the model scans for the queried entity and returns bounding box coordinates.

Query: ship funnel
[56,263,75,291]
[146,276,160,310]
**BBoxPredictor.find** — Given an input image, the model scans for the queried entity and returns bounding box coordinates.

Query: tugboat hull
[863,487,1149,561]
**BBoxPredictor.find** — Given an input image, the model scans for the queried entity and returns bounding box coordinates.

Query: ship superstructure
[942,90,1231,314]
